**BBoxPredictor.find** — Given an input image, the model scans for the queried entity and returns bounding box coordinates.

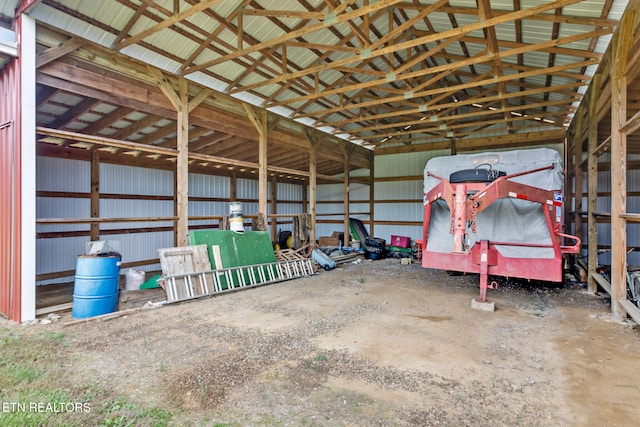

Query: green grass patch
[0,328,173,427]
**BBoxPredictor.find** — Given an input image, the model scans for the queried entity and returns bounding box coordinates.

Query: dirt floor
[5,258,640,426]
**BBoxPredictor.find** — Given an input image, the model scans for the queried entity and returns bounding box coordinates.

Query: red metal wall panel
[0,52,22,322]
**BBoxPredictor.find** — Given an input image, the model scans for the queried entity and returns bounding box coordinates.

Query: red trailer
[421,149,580,310]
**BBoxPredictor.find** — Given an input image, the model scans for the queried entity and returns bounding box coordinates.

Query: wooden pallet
[275,244,312,262]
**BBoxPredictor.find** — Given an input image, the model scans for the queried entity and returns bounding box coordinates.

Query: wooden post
[173,165,178,244]
[587,74,601,294]
[271,175,277,242]
[340,141,356,247]
[305,129,320,244]
[609,11,632,321]
[175,78,189,246]
[90,150,100,241]
[302,180,308,215]
[148,68,213,246]
[230,171,237,201]
[368,150,375,237]
[243,103,268,230]
[573,114,584,242]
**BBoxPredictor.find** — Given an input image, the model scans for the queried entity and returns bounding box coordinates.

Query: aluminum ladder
[161,258,316,303]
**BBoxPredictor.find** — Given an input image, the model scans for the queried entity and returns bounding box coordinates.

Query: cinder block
[471,298,495,312]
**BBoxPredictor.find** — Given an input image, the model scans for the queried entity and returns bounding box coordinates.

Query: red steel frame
[422,165,581,303]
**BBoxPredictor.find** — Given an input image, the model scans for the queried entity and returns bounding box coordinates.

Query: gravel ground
[6,258,640,426]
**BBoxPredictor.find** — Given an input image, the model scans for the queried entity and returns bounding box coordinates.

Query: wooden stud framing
[368,151,375,237]
[176,79,189,246]
[271,175,278,242]
[340,141,356,247]
[90,150,100,241]
[587,74,601,294]
[609,10,633,321]
[305,129,320,244]
[243,103,268,229]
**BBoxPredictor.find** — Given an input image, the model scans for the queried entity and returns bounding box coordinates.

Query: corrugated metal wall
[35,159,175,284]
[36,157,90,284]
[0,56,21,320]
[189,171,230,229]
[369,149,449,243]
[580,154,640,267]
[36,159,310,283]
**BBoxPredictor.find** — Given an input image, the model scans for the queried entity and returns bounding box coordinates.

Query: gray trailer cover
[423,148,564,259]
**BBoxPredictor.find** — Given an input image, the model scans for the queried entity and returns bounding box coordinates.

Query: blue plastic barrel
[72,255,121,319]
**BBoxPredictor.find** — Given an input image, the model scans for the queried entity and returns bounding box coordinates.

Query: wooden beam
[49,98,100,130]
[37,127,178,156]
[271,175,277,241]
[324,77,587,127]
[588,75,601,294]
[116,0,224,50]
[239,0,588,98]
[609,10,633,321]
[176,78,190,246]
[36,37,86,68]
[368,150,375,237]
[243,103,269,226]
[305,129,320,244]
[36,60,370,168]
[37,217,178,224]
[184,0,404,74]
[573,102,584,242]
[90,150,100,241]
[340,141,356,247]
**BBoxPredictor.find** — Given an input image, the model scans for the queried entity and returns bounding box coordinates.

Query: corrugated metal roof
[6,0,632,154]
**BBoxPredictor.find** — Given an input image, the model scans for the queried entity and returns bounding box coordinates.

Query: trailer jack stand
[472,240,496,312]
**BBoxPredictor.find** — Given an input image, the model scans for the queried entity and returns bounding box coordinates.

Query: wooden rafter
[31,0,628,159]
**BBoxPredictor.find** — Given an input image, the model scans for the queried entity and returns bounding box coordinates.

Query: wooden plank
[158,244,212,299]
[271,175,278,241]
[176,78,189,246]
[231,0,586,98]
[39,61,150,104]
[593,135,612,157]
[37,216,178,224]
[609,10,632,321]
[620,299,640,325]
[368,151,375,237]
[63,303,164,326]
[158,244,211,276]
[573,109,584,241]
[243,104,269,225]
[90,150,100,240]
[117,0,225,50]
[591,272,612,297]
[36,303,73,316]
[621,110,640,135]
[186,0,404,74]
[340,141,354,247]
[620,213,640,223]
[36,37,87,68]
[588,73,601,294]
[305,129,319,244]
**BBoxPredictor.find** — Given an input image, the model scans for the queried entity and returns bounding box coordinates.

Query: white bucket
[125,269,145,291]
[229,201,243,216]
[229,202,244,232]
[229,216,244,233]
